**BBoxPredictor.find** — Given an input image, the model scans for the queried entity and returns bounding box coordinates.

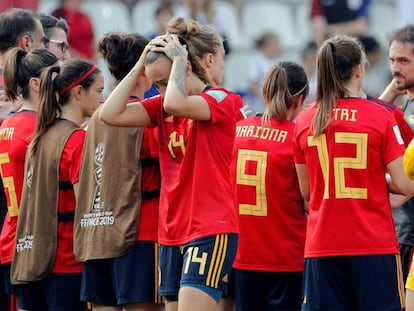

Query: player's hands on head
[150,34,188,62]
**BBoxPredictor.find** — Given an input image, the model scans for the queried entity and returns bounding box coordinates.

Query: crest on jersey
[94,143,104,166]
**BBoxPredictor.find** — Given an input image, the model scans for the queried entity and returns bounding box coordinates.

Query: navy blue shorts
[1,263,22,295]
[222,268,235,299]
[234,269,303,311]
[19,273,85,311]
[81,241,160,306]
[302,255,405,311]
[158,234,238,302]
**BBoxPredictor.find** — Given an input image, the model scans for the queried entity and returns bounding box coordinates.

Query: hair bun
[166,17,200,39]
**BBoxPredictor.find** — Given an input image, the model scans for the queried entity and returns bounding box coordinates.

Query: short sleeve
[382,114,405,165]
[141,95,163,127]
[293,118,306,164]
[199,89,238,123]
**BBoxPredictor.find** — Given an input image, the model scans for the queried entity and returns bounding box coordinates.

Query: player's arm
[389,193,409,208]
[404,140,414,178]
[295,163,310,202]
[379,78,407,105]
[73,182,80,199]
[387,156,414,197]
[152,35,212,121]
[99,44,152,127]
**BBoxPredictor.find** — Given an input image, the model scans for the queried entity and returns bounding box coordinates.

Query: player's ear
[19,34,32,51]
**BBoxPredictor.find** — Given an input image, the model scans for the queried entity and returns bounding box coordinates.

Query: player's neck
[20,98,38,112]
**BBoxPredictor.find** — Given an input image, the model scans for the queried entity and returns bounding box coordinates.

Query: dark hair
[301,40,318,57]
[3,47,58,101]
[388,24,414,50]
[155,1,173,17]
[313,35,365,136]
[30,59,100,157]
[0,8,38,52]
[262,61,309,124]
[39,13,69,39]
[255,32,279,49]
[98,32,149,81]
[358,35,381,54]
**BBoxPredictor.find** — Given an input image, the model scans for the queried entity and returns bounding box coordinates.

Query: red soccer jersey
[368,96,413,147]
[231,116,306,272]
[294,98,404,258]
[0,111,36,264]
[142,95,189,245]
[137,127,160,241]
[53,129,85,273]
[142,88,241,245]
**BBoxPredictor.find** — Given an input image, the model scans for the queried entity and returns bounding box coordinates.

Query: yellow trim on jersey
[206,234,228,288]
[403,140,414,179]
[154,243,163,304]
[406,255,414,291]
[396,254,405,308]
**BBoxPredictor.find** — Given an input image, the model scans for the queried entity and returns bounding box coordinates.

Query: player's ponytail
[312,35,365,137]
[3,47,57,101]
[262,61,309,126]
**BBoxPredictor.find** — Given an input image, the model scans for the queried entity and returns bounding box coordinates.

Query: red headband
[59,65,97,95]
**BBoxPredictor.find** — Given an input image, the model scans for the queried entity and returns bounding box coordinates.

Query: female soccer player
[294,35,414,311]
[99,18,242,311]
[11,58,104,310]
[74,32,162,311]
[0,47,57,309]
[231,61,308,311]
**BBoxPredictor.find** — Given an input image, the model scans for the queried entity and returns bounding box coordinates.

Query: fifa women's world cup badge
[79,142,115,227]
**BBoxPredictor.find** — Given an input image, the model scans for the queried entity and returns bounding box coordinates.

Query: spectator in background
[52,0,95,62]
[358,35,390,98]
[310,0,370,45]
[301,40,318,105]
[177,0,231,54]
[148,1,174,39]
[246,32,282,113]
[0,0,39,13]
[39,14,71,61]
